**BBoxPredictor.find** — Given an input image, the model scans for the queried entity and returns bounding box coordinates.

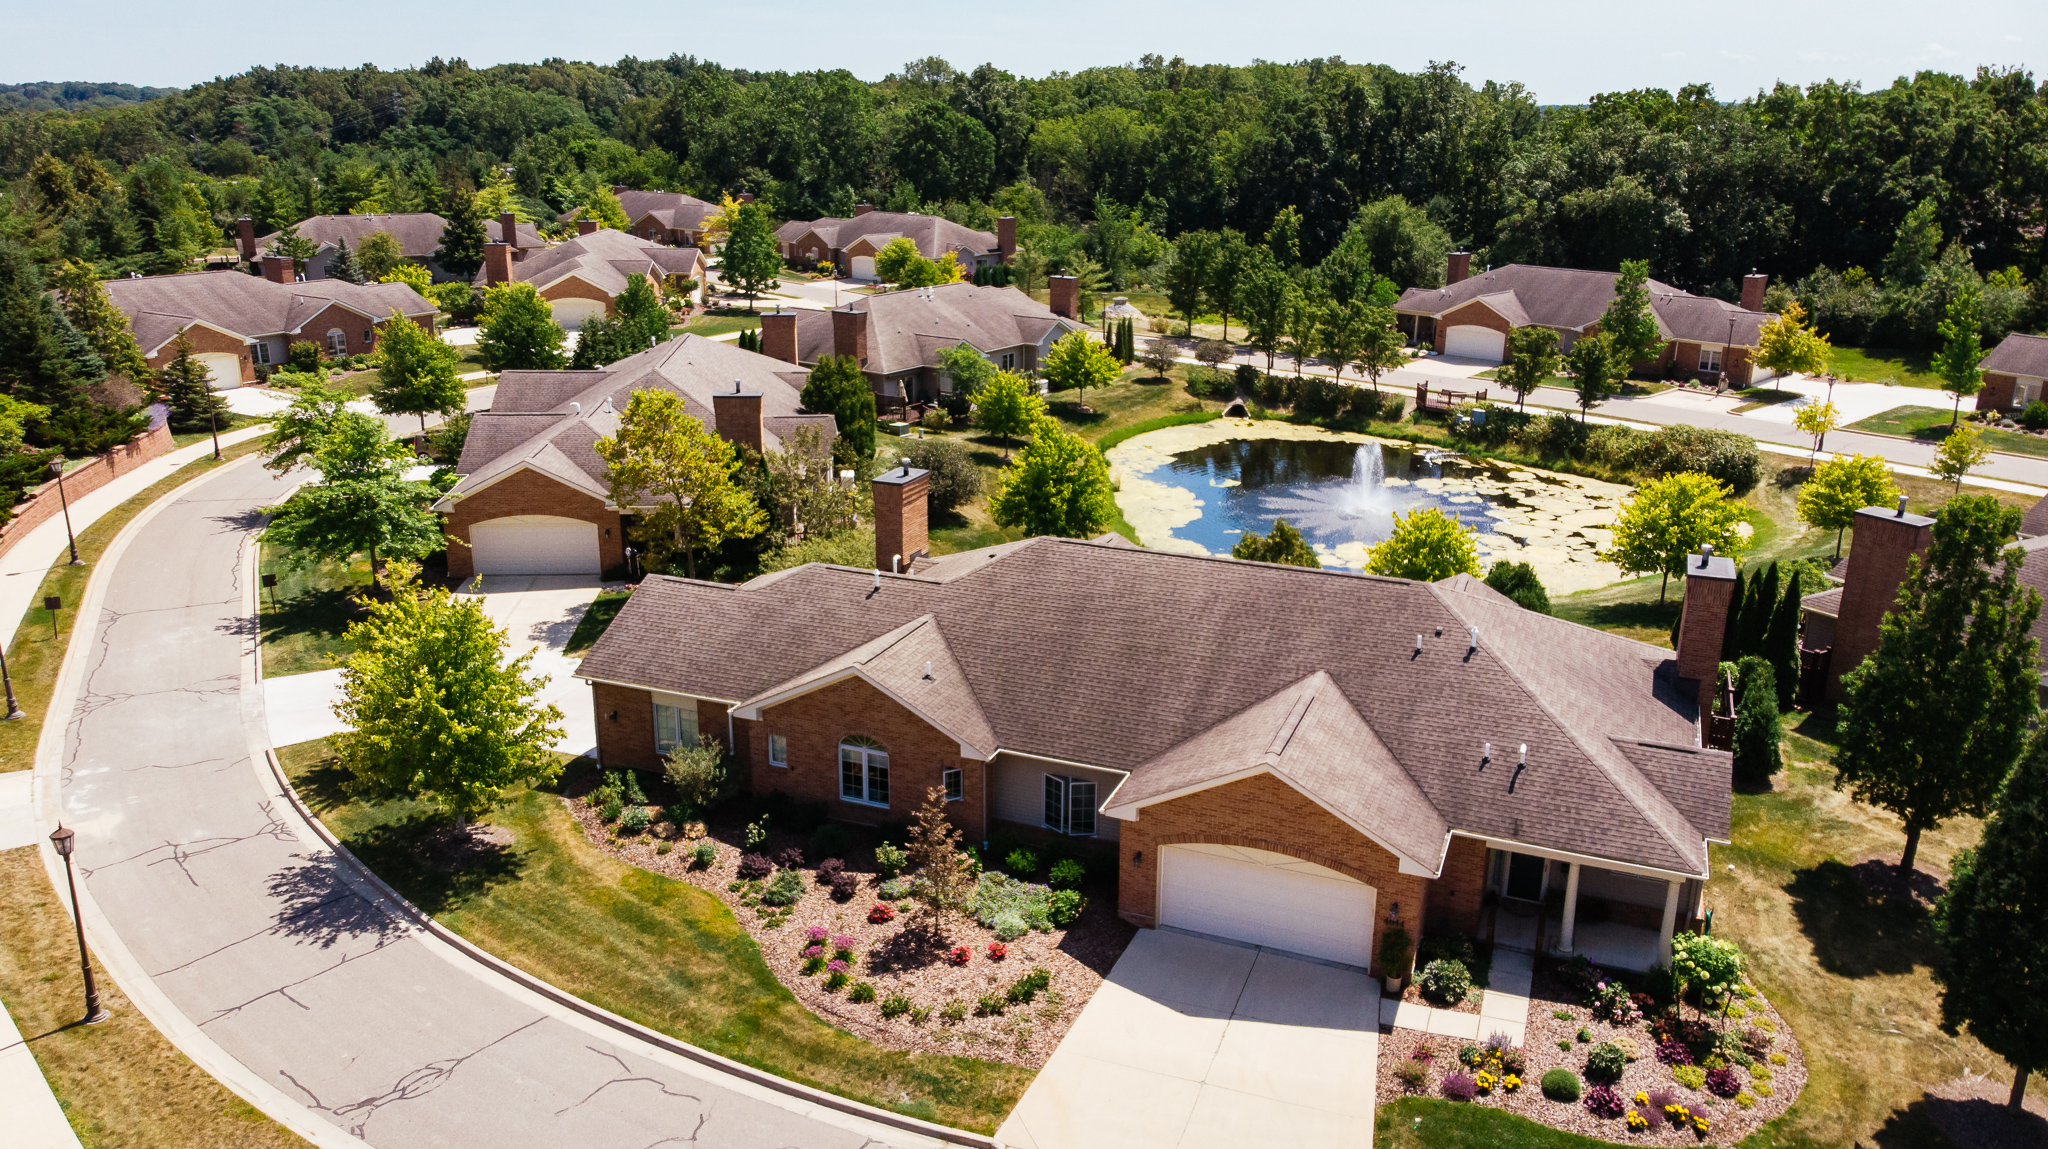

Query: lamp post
[0,639,23,719]
[47,826,110,1025]
[207,395,222,460]
[48,459,80,565]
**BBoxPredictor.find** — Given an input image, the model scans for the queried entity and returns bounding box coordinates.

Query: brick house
[575,500,1735,975]
[1393,257,1778,385]
[244,212,545,282]
[756,282,1085,409]
[432,335,832,578]
[476,223,706,329]
[101,270,437,388]
[775,207,1015,280]
[1972,332,2048,412]
[561,188,721,248]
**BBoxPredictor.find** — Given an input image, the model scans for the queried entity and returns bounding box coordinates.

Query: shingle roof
[438,335,831,508]
[789,283,1086,375]
[2023,492,2048,539]
[477,227,703,297]
[1981,333,2048,380]
[103,272,436,354]
[255,213,545,257]
[735,615,997,758]
[1394,264,1774,346]
[579,537,1727,877]
[584,189,719,234]
[778,211,997,262]
[1800,586,1844,619]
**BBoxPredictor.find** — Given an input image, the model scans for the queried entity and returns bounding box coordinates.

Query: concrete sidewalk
[0,992,83,1149]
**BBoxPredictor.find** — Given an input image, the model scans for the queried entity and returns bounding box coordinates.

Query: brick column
[712,388,763,454]
[260,255,293,284]
[832,307,868,366]
[1049,276,1079,319]
[1675,546,1738,711]
[872,464,930,574]
[483,242,512,286]
[1828,500,1934,699]
[759,312,797,363]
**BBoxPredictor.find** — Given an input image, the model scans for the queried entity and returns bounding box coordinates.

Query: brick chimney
[1828,498,1935,700]
[873,463,930,573]
[237,217,257,262]
[736,192,756,205]
[499,212,520,256]
[997,216,1017,263]
[712,382,764,455]
[760,312,797,363]
[578,218,599,237]
[1674,545,1739,712]
[483,241,512,286]
[1447,252,1472,285]
[832,307,868,366]
[853,203,875,217]
[260,254,293,284]
[1741,272,1769,312]
[612,184,630,195]
[1049,275,1079,319]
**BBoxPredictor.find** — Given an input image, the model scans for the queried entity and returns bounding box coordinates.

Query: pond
[1105,419,1634,595]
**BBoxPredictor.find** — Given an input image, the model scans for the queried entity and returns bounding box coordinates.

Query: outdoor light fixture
[1387,903,1401,922]
[607,711,618,722]
[47,459,81,566]
[1131,851,1143,867]
[47,825,109,1025]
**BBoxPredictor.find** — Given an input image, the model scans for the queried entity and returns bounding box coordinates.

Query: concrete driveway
[458,574,610,757]
[999,929,1378,1149]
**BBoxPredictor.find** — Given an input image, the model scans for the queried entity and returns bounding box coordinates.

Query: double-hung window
[326,329,347,355]
[840,737,889,806]
[1000,352,1016,371]
[653,702,697,756]
[1698,346,1723,373]
[943,767,963,802]
[1043,774,1097,836]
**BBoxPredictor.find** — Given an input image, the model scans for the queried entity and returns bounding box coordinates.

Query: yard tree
[1792,399,1840,462]
[1932,422,1990,493]
[434,189,489,279]
[380,262,431,292]
[356,230,405,282]
[989,415,1116,538]
[596,388,768,578]
[798,354,877,463]
[612,273,671,349]
[1165,229,1218,335]
[1605,471,1750,601]
[1766,567,1805,710]
[1797,454,1899,559]
[267,225,318,277]
[1138,337,1174,381]
[1754,301,1832,378]
[1564,333,1623,422]
[760,425,871,538]
[154,332,230,434]
[905,785,975,936]
[1499,325,1561,412]
[1600,259,1662,372]
[263,412,442,586]
[971,369,1043,458]
[579,183,631,231]
[1669,932,1744,1020]
[1313,299,1364,384]
[1365,507,1481,581]
[569,314,637,369]
[936,342,997,397]
[1208,228,1249,341]
[1232,518,1321,567]
[1354,307,1406,391]
[1732,655,1782,787]
[1265,205,1303,268]
[332,563,565,831]
[663,737,738,816]
[1933,722,2048,1111]
[1484,560,1551,614]
[477,283,567,371]
[699,193,741,247]
[1836,495,2040,876]
[873,237,923,284]
[716,201,782,309]
[327,237,366,284]
[261,379,355,473]
[50,259,150,383]
[370,313,464,433]
[1043,330,1119,411]
[1931,287,1986,429]
[1236,248,1294,371]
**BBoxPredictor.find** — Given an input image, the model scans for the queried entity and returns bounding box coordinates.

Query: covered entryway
[1157,843,1374,966]
[549,297,606,328]
[196,352,242,389]
[849,255,876,281]
[469,515,601,576]
[1444,325,1506,363]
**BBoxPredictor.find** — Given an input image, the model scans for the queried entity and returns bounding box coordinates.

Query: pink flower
[806,926,828,943]
[803,944,824,959]
[950,946,971,965]
[987,942,1008,960]
[832,934,855,951]
[826,959,848,974]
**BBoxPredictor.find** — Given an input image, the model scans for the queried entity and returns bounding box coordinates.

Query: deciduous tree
[262,379,355,473]
[595,389,768,577]
[1499,325,1560,412]
[1932,287,1986,429]
[989,415,1115,538]
[357,230,405,282]
[477,283,567,371]
[1604,471,1750,601]
[371,313,465,433]
[1754,300,1832,378]
[1792,400,1840,462]
[1353,307,1406,392]
[263,413,442,585]
[905,786,975,937]
[972,369,1043,459]
[1564,332,1622,422]
[1365,507,1480,581]
[1232,518,1320,567]
[1600,259,1663,371]
[1484,560,1551,613]
[937,342,996,397]
[50,259,150,383]
[1164,230,1217,336]
[1796,454,1898,559]
[1932,422,1989,493]
[716,201,782,309]
[1043,330,1120,411]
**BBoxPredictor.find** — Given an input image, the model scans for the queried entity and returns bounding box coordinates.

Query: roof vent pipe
[734,378,742,393]
[1482,741,1492,763]
[872,569,880,590]
[1518,743,1528,766]
[569,401,581,415]
[1897,494,1909,517]
[1698,542,1714,568]
[1415,634,1423,654]
[1469,626,1480,651]
[924,659,933,679]
[892,554,901,573]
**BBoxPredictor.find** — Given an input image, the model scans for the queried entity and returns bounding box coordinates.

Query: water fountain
[1255,442,1435,544]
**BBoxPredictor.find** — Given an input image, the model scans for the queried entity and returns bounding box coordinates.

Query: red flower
[950,945,971,965]
[987,941,1008,960]
[867,901,896,924]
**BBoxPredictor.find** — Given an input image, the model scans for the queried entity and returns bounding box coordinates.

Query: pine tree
[1933,725,2048,1111]
[434,189,489,279]
[1732,655,1781,787]
[799,355,876,463]
[155,332,229,433]
[1742,562,1780,660]
[1766,566,1804,710]
[328,237,366,284]
[1720,567,1749,658]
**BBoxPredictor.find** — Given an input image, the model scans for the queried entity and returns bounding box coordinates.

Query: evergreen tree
[1484,560,1552,614]
[1740,561,1780,660]
[1232,518,1321,567]
[1732,655,1782,787]
[798,355,877,463]
[328,236,366,284]
[1837,496,2041,875]
[570,314,636,370]
[613,273,670,349]
[434,189,489,279]
[1721,566,1749,660]
[1765,566,1804,710]
[1933,724,2048,1111]
[51,259,151,383]
[155,332,230,433]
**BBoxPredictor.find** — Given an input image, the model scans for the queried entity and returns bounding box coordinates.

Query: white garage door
[1444,325,1507,363]
[1159,843,1375,966]
[849,255,876,281]
[196,352,241,390]
[550,297,606,328]
[470,515,601,575]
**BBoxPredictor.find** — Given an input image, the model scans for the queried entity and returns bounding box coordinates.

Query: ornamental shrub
[1047,858,1086,888]
[848,981,877,1004]
[880,994,911,1019]
[1583,1084,1627,1118]
[1655,1040,1695,1066]
[868,901,896,924]
[1440,1072,1479,1102]
[736,852,773,880]
[940,999,967,1023]
[873,842,908,877]
[1047,889,1085,926]
[775,846,807,870]
[1418,959,1472,1006]
[1005,848,1040,876]
[949,946,971,966]
[824,969,849,991]
[599,797,623,823]
[761,867,805,906]
[816,858,845,883]
[879,876,913,900]
[1587,1041,1627,1084]
[829,871,858,900]
[656,841,672,856]
[987,941,1008,960]
[619,805,650,833]
[1635,423,1764,494]
[2022,400,2048,431]
[1705,1065,1743,1097]
[1540,1068,1581,1102]
[991,910,1029,941]
[690,841,716,868]
[1394,1059,1429,1091]
[975,992,1007,1016]
[1007,967,1052,1004]
[1673,1065,1707,1090]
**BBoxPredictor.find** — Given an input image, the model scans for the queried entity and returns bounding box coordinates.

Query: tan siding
[989,754,1122,843]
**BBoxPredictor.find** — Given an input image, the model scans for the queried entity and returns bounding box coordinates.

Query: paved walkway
[1000,929,1377,1149]
[0,988,83,1149]
[39,458,951,1148]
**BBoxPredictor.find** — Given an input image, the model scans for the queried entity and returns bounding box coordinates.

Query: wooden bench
[1413,383,1489,412]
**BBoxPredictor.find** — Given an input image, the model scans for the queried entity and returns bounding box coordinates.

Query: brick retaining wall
[0,419,176,561]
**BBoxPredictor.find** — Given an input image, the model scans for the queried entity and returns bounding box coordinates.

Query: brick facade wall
[297,302,380,358]
[1426,835,1490,941]
[593,682,660,771]
[0,420,174,560]
[146,323,254,382]
[1430,299,1515,352]
[1977,371,2027,411]
[748,675,983,838]
[441,468,625,579]
[1115,773,1429,978]
[539,275,620,316]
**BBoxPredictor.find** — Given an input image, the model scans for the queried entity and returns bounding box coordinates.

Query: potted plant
[1378,925,1414,997]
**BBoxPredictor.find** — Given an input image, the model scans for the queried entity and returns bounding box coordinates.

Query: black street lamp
[48,459,81,566]
[206,396,222,461]
[47,825,110,1025]
[0,638,23,720]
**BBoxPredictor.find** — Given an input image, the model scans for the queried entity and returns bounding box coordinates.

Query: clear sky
[2,0,2038,104]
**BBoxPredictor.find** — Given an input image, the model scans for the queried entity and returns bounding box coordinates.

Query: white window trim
[840,740,890,807]
[1698,346,1723,373]
[943,767,963,802]
[768,733,788,767]
[653,701,698,757]
[326,329,347,354]
[2011,378,2041,409]
[251,341,271,365]
[1042,773,1098,837]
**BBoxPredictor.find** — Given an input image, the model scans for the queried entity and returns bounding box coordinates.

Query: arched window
[839,736,888,807]
[325,329,347,355]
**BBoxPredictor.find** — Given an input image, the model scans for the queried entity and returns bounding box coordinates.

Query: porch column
[1559,862,1582,953]
[1658,878,1681,963]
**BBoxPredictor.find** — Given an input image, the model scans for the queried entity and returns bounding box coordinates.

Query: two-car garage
[469,515,601,575]
[1157,843,1376,967]
[1443,325,1507,363]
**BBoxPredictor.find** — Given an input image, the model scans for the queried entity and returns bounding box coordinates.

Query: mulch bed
[1377,958,1806,1144]
[560,781,1134,1068]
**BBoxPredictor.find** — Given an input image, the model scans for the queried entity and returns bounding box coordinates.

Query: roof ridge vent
[1266,686,1318,757]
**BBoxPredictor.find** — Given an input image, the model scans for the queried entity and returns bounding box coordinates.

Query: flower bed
[562,779,1133,1067]
[1376,957,1806,1143]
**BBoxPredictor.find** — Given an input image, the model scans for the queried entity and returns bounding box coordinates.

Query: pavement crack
[555,1047,706,1117]
[288,1017,547,1138]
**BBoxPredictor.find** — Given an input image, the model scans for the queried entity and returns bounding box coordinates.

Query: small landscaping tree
[1796,454,1899,559]
[1933,722,2048,1110]
[716,201,782,309]
[1754,300,1832,379]
[1365,507,1480,581]
[1499,325,1560,412]
[1837,495,2040,875]
[333,563,565,830]
[1604,471,1751,602]
[1732,655,1781,786]
[1564,332,1622,421]
[906,785,975,938]
[1232,518,1320,567]
[1353,307,1406,392]
[1792,399,1839,462]
[663,736,737,818]
[1043,330,1120,411]
[937,342,997,398]
[1600,260,1663,372]
[1765,566,1805,711]
[262,412,442,587]
[898,437,981,515]
[1669,932,1744,1021]
[261,380,354,473]
[477,283,567,371]
[327,236,366,284]
[596,388,768,578]
[989,415,1116,538]
[1931,287,1985,429]
[972,369,1044,459]
[154,331,230,434]
[1138,337,1173,381]
[1484,560,1551,614]
[799,354,877,464]
[1932,422,1990,494]
[370,311,465,434]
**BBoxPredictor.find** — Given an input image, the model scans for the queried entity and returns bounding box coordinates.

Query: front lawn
[676,313,762,338]
[276,740,1035,1133]
[169,411,258,450]
[1846,405,2048,458]
[1378,1097,1632,1148]
[1827,346,1944,390]
[563,588,631,654]
[258,548,367,677]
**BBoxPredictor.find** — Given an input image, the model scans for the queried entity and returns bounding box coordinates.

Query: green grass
[1377,1098,1622,1147]
[564,589,631,654]
[676,314,762,338]
[169,412,258,450]
[1828,345,1944,390]
[258,548,367,677]
[1846,404,2048,458]
[276,741,1035,1133]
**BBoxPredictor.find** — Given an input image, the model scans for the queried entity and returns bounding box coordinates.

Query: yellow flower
[1474,1070,1498,1092]
[1634,1090,1649,1105]
[1694,1114,1711,1132]
[1503,1074,1521,1092]
[1627,1111,1649,1130]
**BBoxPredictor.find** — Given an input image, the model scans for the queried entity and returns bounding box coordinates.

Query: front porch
[1477,847,1703,972]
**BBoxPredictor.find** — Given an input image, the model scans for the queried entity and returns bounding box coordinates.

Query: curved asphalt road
[53,458,934,1148]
